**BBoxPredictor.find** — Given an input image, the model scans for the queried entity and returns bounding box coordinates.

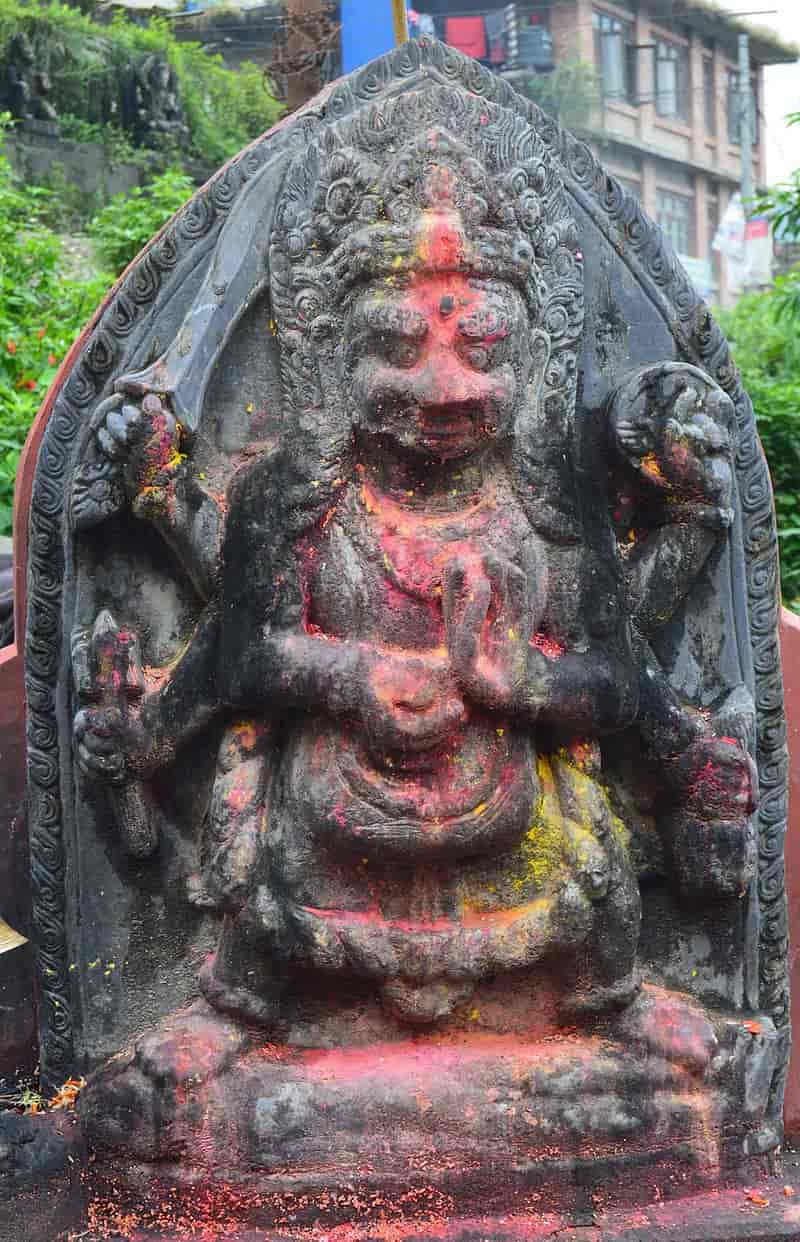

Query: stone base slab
[0,1109,794,1242]
[77,1177,800,1242]
[75,1012,781,1233]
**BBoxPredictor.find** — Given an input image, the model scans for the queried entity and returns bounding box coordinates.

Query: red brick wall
[781,608,800,1135]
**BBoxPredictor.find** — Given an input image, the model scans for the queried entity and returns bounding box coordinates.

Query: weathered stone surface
[0,634,33,1083]
[16,37,788,1234]
[781,609,800,1140]
[0,1111,85,1242]
[56,1173,800,1241]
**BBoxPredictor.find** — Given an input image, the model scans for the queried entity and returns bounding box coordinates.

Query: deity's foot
[612,983,718,1073]
[79,999,255,1160]
[135,998,254,1085]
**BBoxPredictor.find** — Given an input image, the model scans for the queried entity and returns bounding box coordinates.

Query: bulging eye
[383,339,419,368]
[460,339,508,371]
[465,346,490,371]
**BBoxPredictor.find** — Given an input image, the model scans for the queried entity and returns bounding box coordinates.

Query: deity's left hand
[609,363,735,514]
[663,736,758,899]
[672,736,758,821]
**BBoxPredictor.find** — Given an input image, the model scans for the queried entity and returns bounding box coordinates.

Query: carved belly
[284,717,538,862]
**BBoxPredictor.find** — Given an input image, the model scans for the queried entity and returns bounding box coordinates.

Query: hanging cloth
[444,16,487,60]
[484,10,506,63]
[417,12,436,36]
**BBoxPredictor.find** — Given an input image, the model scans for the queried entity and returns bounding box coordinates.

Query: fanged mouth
[418,415,479,442]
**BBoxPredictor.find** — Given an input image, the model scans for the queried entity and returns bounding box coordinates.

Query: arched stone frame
[21,40,786,1139]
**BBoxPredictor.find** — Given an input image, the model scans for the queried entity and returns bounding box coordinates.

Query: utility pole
[738,31,753,215]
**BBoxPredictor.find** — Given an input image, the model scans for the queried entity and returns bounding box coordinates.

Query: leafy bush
[89,168,193,275]
[58,113,145,167]
[0,1,282,167]
[719,291,800,610]
[519,58,600,132]
[0,122,110,533]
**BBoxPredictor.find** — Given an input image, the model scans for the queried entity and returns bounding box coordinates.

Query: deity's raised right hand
[94,391,181,509]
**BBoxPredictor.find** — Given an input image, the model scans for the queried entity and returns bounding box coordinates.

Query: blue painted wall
[341,0,396,72]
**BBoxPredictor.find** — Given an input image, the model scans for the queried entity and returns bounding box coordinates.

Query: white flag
[713,193,745,264]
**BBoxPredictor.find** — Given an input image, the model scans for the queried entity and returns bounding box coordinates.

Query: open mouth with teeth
[415,402,487,450]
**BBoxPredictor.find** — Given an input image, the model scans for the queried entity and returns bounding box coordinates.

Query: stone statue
[3,33,57,125]
[24,41,787,1232]
[131,54,189,149]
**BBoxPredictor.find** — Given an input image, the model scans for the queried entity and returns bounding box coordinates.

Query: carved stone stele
[24,40,788,1233]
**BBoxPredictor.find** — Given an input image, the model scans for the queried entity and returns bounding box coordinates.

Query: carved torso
[274,472,560,980]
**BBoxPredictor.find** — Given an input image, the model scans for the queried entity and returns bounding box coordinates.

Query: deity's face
[344,226,533,462]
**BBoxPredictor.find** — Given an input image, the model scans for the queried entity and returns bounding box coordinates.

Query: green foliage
[88,168,193,275]
[719,291,800,610]
[0,1,282,167]
[753,113,800,240]
[127,25,282,169]
[518,58,600,131]
[751,112,800,323]
[59,113,145,167]
[766,264,800,326]
[0,117,110,534]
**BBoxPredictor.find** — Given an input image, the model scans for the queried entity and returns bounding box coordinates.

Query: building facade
[546,0,796,305]
[168,0,797,303]
[403,0,797,305]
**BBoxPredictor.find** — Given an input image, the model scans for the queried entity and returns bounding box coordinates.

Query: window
[657,189,693,256]
[654,39,689,122]
[593,10,637,104]
[727,69,760,147]
[703,57,716,135]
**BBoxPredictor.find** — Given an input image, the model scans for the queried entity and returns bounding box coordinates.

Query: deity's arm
[81,391,224,602]
[224,627,366,718]
[137,606,223,773]
[527,548,639,734]
[527,633,639,736]
[220,457,466,749]
[133,459,223,603]
[607,360,735,640]
[223,598,465,753]
[621,510,728,638]
[217,450,363,716]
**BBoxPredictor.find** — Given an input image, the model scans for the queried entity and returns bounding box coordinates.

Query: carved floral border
[25,38,788,1120]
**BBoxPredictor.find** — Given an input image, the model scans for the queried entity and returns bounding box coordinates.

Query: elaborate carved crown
[270,85,583,378]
